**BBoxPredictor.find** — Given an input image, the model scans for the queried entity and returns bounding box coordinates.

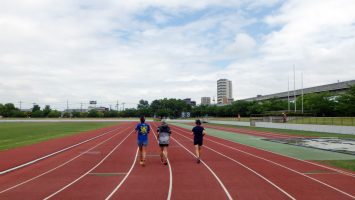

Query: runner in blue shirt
[192,119,206,164]
[135,116,150,166]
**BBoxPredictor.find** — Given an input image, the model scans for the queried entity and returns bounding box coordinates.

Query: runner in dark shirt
[192,119,206,163]
[157,120,171,165]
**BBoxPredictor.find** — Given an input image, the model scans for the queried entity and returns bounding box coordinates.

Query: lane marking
[0,125,132,194]
[0,126,123,175]
[43,130,134,200]
[173,130,295,200]
[151,123,173,200]
[173,126,355,199]
[171,135,233,200]
[303,172,339,175]
[105,148,139,200]
[89,173,127,176]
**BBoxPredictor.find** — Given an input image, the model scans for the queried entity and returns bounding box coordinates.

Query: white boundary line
[173,126,355,199]
[0,126,122,175]
[0,125,132,194]
[151,123,173,200]
[105,148,139,200]
[171,136,233,200]
[43,130,134,200]
[174,131,295,200]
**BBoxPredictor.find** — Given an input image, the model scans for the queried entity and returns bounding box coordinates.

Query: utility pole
[80,102,83,113]
[66,100,69,111]
[122,102,125,111]
[19,101,22,110]
[116,100,119,111]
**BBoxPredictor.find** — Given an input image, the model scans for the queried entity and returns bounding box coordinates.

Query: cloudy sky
[1,0,355,110]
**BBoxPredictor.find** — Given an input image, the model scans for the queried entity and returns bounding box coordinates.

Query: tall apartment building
[217,79,233,105]
[201,97,211,105]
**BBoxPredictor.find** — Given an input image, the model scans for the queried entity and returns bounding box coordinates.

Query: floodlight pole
[293,65,296,113]
[301,72,304,114]
[288,74,290,112]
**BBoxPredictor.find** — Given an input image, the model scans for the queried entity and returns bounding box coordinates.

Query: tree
[48,110,61,118]
[32,105,41,112]
[88,109,99,118]
[31,110,44,118]
[336,85,355,116]
[137,99,149,109]
[303,92,335,116]
[0,103,18,117]
[43,105,52,117]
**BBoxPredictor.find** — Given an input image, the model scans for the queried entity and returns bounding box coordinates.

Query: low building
[183,98,196,106]
[201,97,211,105]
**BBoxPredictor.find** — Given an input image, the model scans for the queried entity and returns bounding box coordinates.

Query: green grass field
[0,122,118,151]
[315,160,355,172]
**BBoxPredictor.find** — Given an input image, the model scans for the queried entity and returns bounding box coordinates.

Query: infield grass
[316,160,355,172]
[0,122,118,151]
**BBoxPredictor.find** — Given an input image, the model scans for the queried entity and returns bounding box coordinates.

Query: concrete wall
[255,122,355,135]
[209,120,251,127]
[199,120,355,135]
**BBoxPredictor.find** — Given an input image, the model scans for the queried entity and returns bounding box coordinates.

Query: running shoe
[196,158,200,164]
[140,160,145,166]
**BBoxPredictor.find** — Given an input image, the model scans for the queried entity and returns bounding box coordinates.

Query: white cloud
[0,0,354,110]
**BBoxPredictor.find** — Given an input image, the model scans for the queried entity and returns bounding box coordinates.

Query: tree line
[1,86,354,118]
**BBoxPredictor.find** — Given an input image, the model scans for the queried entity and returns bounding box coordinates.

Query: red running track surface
[0,122,354,200]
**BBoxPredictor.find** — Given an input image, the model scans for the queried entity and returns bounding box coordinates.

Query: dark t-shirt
[192,126,205,141]
[157,125,171,144]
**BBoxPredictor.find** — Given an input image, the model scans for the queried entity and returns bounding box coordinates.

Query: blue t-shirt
[135,123,150,141]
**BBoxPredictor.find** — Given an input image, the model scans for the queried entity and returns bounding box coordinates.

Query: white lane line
[151,123,173,200]
[89,173,127,176]
[105,148,139,200]
[171,136,233,200]
[174,125,355,178]
[174,131,295,200]
[0,126,122,175]
[43,130,134,200]
[172,126,355,199]
[0,126,131,194]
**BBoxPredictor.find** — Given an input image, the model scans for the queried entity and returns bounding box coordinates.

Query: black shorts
[159,144,169,147]
[194,140,203,146]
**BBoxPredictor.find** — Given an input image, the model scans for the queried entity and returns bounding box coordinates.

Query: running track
[0,122,354,199]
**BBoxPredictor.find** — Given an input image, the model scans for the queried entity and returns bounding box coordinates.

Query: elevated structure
[242,80,355,102]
